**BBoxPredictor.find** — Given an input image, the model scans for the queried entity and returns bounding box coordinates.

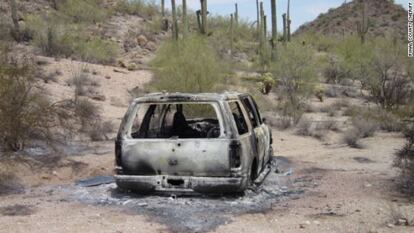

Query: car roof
[133,92,249,103]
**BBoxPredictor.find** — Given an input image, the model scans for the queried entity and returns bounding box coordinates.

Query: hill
[294,0,407,40]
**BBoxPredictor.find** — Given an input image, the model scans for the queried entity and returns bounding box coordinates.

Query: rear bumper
[114,174,247,194]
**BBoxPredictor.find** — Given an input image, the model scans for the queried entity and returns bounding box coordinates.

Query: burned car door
[240,95,269,170]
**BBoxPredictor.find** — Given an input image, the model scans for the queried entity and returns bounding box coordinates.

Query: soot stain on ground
[62,159,308,233]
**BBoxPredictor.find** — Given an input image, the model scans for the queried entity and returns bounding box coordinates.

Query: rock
[91,94,106,102]
[137,35,148,46]
[364,183,372,188]
[397,218,408,226]
[127,64,137,71]
[145,41,157,52]
[300,221,311,228]
[386,223,395,228]
[105,75,111,80]
[118,60,127,68]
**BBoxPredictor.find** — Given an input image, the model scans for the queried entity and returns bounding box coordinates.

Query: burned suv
[115,92,273,193]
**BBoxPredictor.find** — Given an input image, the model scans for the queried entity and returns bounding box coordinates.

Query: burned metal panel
[121,139,232,177]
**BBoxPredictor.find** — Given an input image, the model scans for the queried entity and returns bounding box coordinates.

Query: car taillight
[229,141,241,168]
[115,140,122,166]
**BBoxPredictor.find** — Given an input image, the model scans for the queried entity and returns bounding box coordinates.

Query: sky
[164,0,410,32]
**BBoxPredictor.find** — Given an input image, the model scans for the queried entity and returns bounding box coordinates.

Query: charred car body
[115,92,273,193]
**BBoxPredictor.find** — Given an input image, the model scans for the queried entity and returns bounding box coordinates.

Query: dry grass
[343,117,379,149]
[296,118,339,140]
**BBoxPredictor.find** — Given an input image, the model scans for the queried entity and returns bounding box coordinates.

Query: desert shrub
[334,36,373,83]
[74,38,118,64]
[207,16,257,60]
[0,44,68,151]
[272,42,318,101]
[365,37,413,110]
[59,0,108,23]
[150,35,225,92]
[343,116,379,148]
[296,118,338,140]
[115,0,158,18]
[394,125,414,193]
[343,128,363,149]
[351,117,379,138]
[271,42,317,126]
[296,33,337,52]
[323,55,347,84]
[88,120,114,141]
[320,99,349,116]
[73,98,100,127]
[344,106,403,132]
[25,15,118,64]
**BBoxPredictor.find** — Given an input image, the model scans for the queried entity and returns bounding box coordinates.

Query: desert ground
[0,58,413,233]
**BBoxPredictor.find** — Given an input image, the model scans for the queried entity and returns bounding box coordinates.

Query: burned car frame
[115,92,273,193]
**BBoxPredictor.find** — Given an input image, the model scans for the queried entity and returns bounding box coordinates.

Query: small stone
[386,223,395,228]
[397,218,408,226]
[145,41,157,51]
[137,35,148,46]
[364,183,372,188]
[91,94,106,102]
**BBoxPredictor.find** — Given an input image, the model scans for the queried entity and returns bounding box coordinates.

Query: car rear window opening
[130,103,221,139]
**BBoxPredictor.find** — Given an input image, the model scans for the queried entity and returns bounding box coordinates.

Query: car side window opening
[241,97,260,128]
[130,103,221,139]
[249,96,263,125]
[229,101,249,135]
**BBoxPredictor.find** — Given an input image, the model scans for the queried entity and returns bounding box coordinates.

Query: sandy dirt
[1,123,413,233]
[1,57,413,232]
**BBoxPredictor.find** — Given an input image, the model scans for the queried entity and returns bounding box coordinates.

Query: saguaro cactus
[196,10,202,33]
[234,3,239,26]
[171,0,179,40]
[357,0,369,44]
[182,0,188,36]
[259,1,265,52]
[230,13,234,55]
[287,0,291,41]
[271,0,277,60]
[9,0,20,40]
[161,0,165,16]
[282,13,287,44]
[256,0,260,39]
[200,0,208,35]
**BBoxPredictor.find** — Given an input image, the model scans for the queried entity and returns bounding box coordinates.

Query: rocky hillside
[295,0,407,40]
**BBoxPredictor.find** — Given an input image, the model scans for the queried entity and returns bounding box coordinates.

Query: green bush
[333,36,373,83]
[0,44,60,151]
[74,38,118,64]
[115,0,158,18]
[25,15,118,64]
[59,0,108,23]
[365,37,411,110]
[271,42,318,102]
[150,35,225,92]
